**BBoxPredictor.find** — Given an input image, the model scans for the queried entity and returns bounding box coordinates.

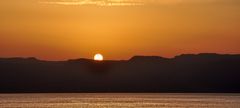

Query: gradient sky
[0,0,240,60]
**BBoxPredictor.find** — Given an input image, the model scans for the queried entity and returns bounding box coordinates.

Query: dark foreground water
[0,93,240,108]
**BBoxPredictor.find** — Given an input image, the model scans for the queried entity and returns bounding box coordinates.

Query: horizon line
[0,53,240,62]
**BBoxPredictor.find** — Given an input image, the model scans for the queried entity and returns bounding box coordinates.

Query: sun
[94,54,104,61]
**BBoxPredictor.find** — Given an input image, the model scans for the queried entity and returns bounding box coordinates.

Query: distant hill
[0,53,240,93]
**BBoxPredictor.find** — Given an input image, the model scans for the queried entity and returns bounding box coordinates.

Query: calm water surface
[0,93,240,108]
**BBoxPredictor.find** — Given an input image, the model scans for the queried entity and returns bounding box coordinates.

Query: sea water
[0,93,240,108]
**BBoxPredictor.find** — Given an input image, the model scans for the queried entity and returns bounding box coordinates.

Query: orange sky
[0,0,240,60]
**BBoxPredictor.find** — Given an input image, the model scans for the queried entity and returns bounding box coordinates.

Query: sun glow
[94,54,104,61]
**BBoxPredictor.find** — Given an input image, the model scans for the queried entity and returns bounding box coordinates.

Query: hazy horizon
[1,53,240,61]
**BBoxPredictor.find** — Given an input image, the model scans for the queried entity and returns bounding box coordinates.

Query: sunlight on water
[0,93,240,108]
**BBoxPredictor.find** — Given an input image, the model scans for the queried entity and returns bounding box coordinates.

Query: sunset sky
[0,0,240,60]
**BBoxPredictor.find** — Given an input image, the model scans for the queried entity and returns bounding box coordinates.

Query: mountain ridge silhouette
[0,53,240,93]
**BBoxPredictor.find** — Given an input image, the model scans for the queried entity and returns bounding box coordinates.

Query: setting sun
[0,0,240,106]
[94,54,104,61]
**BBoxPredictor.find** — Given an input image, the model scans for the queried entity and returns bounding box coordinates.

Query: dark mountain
[0,53,240,93]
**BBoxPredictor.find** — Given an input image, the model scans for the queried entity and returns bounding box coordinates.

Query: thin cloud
[40,0,144,6]
[39,0,236,6]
